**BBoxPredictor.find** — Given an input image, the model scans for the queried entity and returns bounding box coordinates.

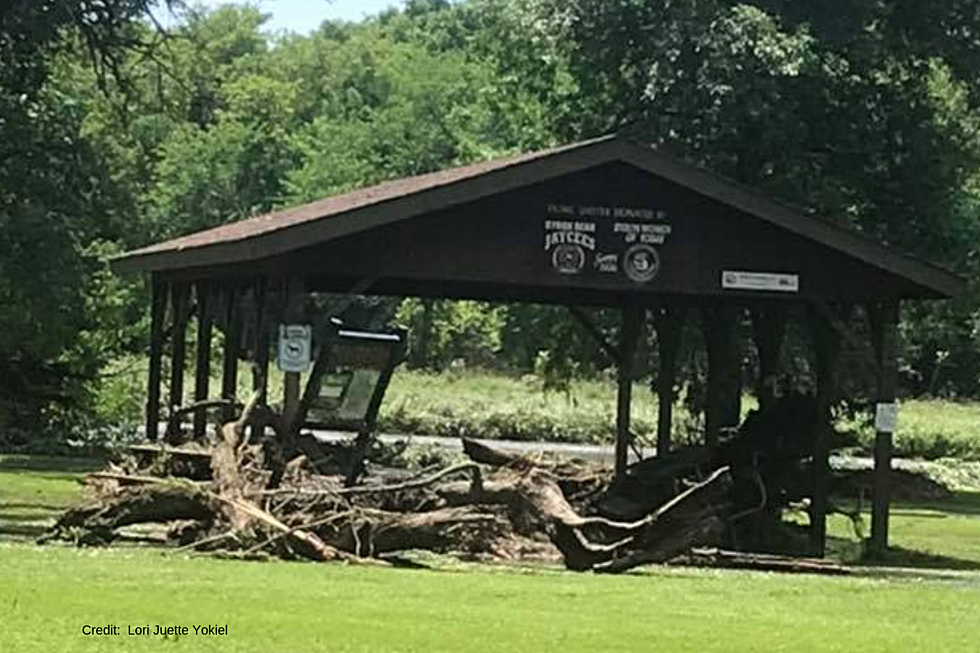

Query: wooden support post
[750,305,788,412]
[252,278,269,401]
[193,281,213,439]
[569,306,620,363]
[145,276,167,441]
[807,304,843,557]
[703,305,741,448]
[414,298,435,369]
[869,300,899,556]
[653,306,686,456]
[220,286,240,423]
[346,328,409,486]
[169,282,191,414]
[615,306,645,477]
[282,278,305,424]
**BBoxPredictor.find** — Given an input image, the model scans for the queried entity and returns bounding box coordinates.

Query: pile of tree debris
[42,394,857,575]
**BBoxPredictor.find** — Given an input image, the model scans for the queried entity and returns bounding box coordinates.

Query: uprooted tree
[41,388,869,574]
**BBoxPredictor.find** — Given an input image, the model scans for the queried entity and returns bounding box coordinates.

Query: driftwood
[210,494,345,562]
[46,396,843,575]
[164,398,242,444]
[46,427,734,571]
[678,548,851,575]
[453,440,732,572]
[461,438,534,469]
[43,482,214,545]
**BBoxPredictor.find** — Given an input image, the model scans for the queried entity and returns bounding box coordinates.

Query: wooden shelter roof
[113,136,963,299]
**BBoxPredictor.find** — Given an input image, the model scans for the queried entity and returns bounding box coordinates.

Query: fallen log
[677,548,852,576]
[594,517,728,573]
[86,472,203,486]
[210,493,347,562]
[456,438,733,572]
[41,482,215,545]
[164,398,241,444]
[314,506,508,557]
[461,438,534,469]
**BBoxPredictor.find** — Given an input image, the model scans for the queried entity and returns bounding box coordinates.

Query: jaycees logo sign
[544,219,595,274]
[543,204,671,283]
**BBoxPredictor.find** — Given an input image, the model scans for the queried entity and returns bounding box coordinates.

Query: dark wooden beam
[615,306,645,477]
[412,298,435,369]
[168,282,191,414]
[145,275,167,441]
[653,305,686,456]
[220,286,240,423]
[750,305,788,412]
[807,303,844,557]
[811,299,879,380]
[868,300,899,556]
[346,327,409,486]
[193,281,214,438]
[252,277,270,401]
[569,306,620,364]
[282,277,305,424]
[703,305,741,448]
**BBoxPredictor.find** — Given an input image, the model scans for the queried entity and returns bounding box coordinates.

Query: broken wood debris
[43,396,863,575]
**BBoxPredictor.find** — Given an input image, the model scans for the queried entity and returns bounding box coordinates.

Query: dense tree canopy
[2,0,980,445]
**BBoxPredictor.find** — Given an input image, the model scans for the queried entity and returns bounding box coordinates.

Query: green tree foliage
[396,299,506,369]
[5,0,980,448]
[522,0,980,395]
[0,0,166,445]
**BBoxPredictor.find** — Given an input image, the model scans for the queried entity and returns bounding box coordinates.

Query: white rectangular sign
[277,324,312,373]
[722,270,799,293]
[875,402,899,433]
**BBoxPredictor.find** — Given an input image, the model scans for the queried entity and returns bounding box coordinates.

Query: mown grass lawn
[2,543,980,653]
[3,455,980,652]
[0,455,103,541]
[817,495,980,570]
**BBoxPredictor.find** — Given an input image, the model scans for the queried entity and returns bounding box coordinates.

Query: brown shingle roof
[119,136,613,261]
[112,135,964,298]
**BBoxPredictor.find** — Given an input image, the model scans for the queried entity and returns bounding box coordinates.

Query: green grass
[380,370,670,444]
[818,493,980,571]
[842,399,980,461]
[3,544,980,653]
[0,455,102,540]
[3,455,980,651]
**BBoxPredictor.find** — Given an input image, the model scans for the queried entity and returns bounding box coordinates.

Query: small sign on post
[874,402,898,433]
[721,270,799,293]
[278,324,312,373]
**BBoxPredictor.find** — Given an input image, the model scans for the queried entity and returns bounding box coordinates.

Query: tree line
[2,0,979,445]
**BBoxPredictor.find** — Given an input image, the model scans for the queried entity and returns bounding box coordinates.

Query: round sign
[623,244,660,283]
[552,244,586,274]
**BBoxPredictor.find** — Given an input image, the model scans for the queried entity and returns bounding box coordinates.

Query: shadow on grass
[893,492,980,518]
[0,521,50,540]
[825,530,980,572]
[0,502,72,512]
[0,455,103,474]
[861,546,980,572]
[0,511,62,523]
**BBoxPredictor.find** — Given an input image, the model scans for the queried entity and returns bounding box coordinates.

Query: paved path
[310,429,656,464]
[152,423,970,475]
[311,430,966,476]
